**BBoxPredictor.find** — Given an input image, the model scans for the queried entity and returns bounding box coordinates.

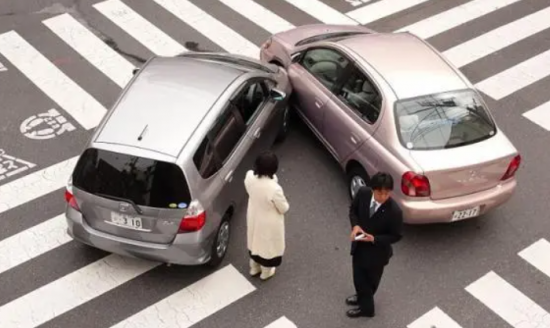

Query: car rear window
[394,89,496,150]
[72,148,191,208]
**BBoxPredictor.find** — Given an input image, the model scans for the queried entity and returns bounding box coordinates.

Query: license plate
[452,206,480,221]
[110,212,143,230]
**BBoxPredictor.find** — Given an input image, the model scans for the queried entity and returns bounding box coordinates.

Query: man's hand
[350,225,365,241]
[362,234,374,242]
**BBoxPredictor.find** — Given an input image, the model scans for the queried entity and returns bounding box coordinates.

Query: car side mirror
[132,68,139,75]
[270,88,286,101]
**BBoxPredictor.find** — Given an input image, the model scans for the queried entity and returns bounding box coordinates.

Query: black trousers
[352,258,385,315]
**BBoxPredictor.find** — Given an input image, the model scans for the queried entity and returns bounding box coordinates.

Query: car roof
[95,56,245,158]
[337,32,469,99]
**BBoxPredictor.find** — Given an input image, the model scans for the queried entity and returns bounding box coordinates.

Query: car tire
[207,214,231,267]
[275,105,290,143]
[347,166,370,200]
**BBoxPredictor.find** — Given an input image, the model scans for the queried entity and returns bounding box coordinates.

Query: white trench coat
[244,170,290,260]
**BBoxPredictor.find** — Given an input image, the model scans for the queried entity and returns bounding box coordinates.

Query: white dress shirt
[370,196,381,214]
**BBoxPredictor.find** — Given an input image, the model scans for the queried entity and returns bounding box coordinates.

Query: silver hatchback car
[64,52,291,267]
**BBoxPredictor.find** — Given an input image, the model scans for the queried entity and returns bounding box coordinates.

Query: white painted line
[43,13,135,88]
[110,264,255,328]
[0,255,159,328]
[0,156,78,215]
[264,316,298,328]
[518,238,550,278]
[347,0,431,25]
[0,31,106,130]
[0,60,6,71]
[153,0,259,58]
[523,102,550,131]
[219,0,295,34]
[397,0,522,39]
[407,307,463,328]
[443,5,550,68]
[94,0,187,56]
[475,48,550,100]
[0,214,71,275]
[283,0,357,25]
[465,271,550,328]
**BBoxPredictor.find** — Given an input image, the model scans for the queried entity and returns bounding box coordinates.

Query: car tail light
[64,177,80,211]
[401,171,431,197]
[178,200,206,233]
[501,154,521,180]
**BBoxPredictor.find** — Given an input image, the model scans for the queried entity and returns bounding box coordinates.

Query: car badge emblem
[119,203,130,212]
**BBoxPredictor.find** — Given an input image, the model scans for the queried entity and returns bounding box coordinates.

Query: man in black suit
[345,172,403,318]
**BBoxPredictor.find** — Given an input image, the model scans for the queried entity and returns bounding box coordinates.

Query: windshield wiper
[96,193,143,214]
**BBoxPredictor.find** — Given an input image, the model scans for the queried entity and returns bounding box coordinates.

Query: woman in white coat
[244,151,289,280]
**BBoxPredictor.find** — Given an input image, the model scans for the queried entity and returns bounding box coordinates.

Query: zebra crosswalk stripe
[263,316,298,328]
[407,306,463,328]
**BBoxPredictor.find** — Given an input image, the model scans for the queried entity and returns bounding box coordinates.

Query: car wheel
[275,105,290,143]
[207,214,230,267]
[347,166,369,200]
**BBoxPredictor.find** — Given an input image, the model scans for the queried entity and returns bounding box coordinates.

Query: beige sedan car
[260,24,521,224]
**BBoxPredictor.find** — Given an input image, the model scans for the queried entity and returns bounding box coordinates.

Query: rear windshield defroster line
[72,148,192,209]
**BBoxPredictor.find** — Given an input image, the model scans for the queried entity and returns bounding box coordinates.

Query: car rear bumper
[65,209,213,265]
[399,178,517,224]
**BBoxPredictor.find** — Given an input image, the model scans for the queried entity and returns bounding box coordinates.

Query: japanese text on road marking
[20,109,76,140]
[0,149,36,182]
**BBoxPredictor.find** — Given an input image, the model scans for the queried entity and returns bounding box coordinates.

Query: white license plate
[110,212,143,230]
[452,206,480,221]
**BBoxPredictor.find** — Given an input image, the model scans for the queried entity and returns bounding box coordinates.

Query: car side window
[335,64,382,124]
[300,48,349,90]
[232,81,268,126]
[193,104,246,178]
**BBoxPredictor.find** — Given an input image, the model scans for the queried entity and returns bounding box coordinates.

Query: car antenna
[137,124,148,141]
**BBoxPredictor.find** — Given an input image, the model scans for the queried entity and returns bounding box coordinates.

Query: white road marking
[0,60,6,71]
[94,0,187,56]
[397,0,522,39]
[264,316,298,328]
[0,156,77,215]
[0,214,71,275]
[523,102,550,131]
[0,149,36,182]
[43,13,135,88]
[475,48,550,100]
[283,0,357,25]
[518,238,550,278]
[407,307,463,328]
[465,271,550,328]
[0,31,106,130]
[219,0,295,34]
[346,0,372,8]
[20,108,76,140]
[110,264,256,328]
[347,0,431,25]
[153,0,259,58]
[0,255,160,328]
[443,5,550,68]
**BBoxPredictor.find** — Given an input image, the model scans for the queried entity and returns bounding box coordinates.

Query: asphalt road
[1,0,550,327]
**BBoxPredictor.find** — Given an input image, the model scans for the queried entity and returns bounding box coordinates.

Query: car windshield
[394,89,496,150]
[72,148,192,208]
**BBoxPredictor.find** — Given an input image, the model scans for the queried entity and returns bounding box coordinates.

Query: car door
[287,47,350,135]
[322,63,383,162]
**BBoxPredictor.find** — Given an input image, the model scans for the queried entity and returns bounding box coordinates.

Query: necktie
[369,201,377,217]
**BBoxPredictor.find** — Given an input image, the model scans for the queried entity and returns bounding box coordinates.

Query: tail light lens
[501,154,521,180]
[401,171,431,197]
[64,177,80,211]
[178,200,206,233]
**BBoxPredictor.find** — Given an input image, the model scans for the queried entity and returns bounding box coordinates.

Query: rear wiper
[96,193,143,214]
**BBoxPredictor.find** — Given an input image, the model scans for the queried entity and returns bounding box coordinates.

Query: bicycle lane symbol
[20,109,76,140]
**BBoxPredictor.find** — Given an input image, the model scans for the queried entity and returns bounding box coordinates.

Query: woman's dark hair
[253,151,279,178]
[370,172,394,191]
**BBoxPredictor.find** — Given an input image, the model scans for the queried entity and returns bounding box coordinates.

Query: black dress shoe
[346,308,374,318]
[345,295,358,306]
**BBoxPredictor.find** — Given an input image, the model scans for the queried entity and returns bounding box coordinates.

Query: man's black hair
[370,172,394,191]
[253,151,279,179]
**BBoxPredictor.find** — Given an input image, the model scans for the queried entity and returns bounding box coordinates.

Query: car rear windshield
[394,89,496,150]
[72,148,192,208]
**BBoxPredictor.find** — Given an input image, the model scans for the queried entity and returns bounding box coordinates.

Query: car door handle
[225,170,233,182]
[350,136,358,144]
[253,128,261,139]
